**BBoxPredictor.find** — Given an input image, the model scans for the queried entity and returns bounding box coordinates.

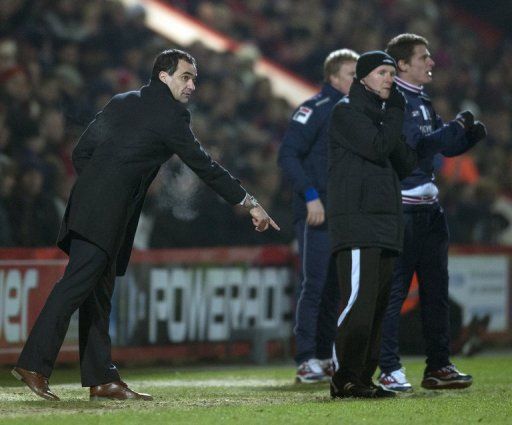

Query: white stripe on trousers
[332,248,361,371]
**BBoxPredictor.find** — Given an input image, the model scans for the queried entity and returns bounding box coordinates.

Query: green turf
[1,356,511,424]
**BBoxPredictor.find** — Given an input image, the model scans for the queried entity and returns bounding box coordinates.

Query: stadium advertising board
[448,255,509,332]
[1,247,510,365]
[112,264,294,346]
[0,247,295,365]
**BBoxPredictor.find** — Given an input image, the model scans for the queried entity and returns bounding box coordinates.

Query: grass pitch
[0,355,511,424]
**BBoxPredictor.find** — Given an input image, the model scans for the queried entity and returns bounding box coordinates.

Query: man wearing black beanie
[356,51,397,80]
[327,50,417,398]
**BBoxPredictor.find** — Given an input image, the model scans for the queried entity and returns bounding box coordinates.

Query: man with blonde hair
[279,48,359,383]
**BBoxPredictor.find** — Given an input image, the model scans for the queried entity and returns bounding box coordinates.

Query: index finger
[269,217,280,231]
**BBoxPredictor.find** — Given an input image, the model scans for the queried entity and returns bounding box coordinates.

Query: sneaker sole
[421,379,473,390]
[379,383,413,393]
[332,389,377,399]
[373,388,397,398]
[331,390,376,399]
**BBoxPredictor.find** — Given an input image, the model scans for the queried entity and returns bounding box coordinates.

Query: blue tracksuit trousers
[294,219,340,364]
[379,203,451,373]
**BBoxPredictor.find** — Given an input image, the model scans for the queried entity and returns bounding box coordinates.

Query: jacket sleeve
[278,103,322,196]
[164,108,246,205]
[389,136,418,180]
[330,103,404,163]
[434,115,479,157]
[404,108,469,158]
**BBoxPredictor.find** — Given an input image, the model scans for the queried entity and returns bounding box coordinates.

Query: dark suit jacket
[57,79,246,275]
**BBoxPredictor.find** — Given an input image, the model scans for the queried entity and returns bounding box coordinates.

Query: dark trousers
[17,237,121,387]
[333,247,395,385]
[379,204,450,373]
[294,219,340,364]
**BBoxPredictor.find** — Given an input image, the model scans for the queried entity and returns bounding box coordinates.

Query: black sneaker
[421,364,473,390]
[330,380,376,399]
[369,383,396,398]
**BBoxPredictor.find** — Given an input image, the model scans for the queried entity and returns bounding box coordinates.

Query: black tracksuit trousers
[17,237,120,387]
[332,247,396,386]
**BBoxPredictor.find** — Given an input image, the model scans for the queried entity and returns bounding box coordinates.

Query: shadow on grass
[3,400,122,410]
[257,383,329,393]
[254,383,450,402]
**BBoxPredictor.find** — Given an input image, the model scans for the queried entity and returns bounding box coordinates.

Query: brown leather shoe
[11,367,60,401]
[90,380,153,401]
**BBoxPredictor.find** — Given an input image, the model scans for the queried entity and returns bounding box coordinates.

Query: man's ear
[159,71,167,83]
[397,59,408,73]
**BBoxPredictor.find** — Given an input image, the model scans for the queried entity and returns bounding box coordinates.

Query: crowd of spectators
[1,0,511,248]
[0,0,295,248]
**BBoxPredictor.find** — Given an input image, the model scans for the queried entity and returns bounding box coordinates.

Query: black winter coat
[57,79,246,275]
[327,81,417,254]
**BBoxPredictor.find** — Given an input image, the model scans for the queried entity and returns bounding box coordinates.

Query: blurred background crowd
[1,0,511,249]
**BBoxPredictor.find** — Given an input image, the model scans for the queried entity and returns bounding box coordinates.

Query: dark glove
[466,121,487,144]
[386,84,406,111]
[455,110,474,130]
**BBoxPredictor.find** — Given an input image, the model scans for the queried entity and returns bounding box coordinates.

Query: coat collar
[394,76,423,94]
[143,78,177,102]
[322,82,344,100]
[348,79,385,124]
[349,79,384,109]
[395,76,431,102]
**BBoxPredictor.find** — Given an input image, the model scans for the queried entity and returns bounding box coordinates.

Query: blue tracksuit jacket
[395,77,478,195]
[278,83,343,222]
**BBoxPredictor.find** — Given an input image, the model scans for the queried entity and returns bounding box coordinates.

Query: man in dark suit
[12,49,279,401]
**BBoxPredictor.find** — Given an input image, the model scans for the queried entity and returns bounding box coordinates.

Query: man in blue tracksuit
[378,34,487,392]
[278,49,359,383]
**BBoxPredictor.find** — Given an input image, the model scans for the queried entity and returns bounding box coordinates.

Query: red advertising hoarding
[0,246,296,365]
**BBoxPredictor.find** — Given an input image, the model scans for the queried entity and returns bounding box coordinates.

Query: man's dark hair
[386,33,429,65]
[323,48,359,82]
[151,49,196,80]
